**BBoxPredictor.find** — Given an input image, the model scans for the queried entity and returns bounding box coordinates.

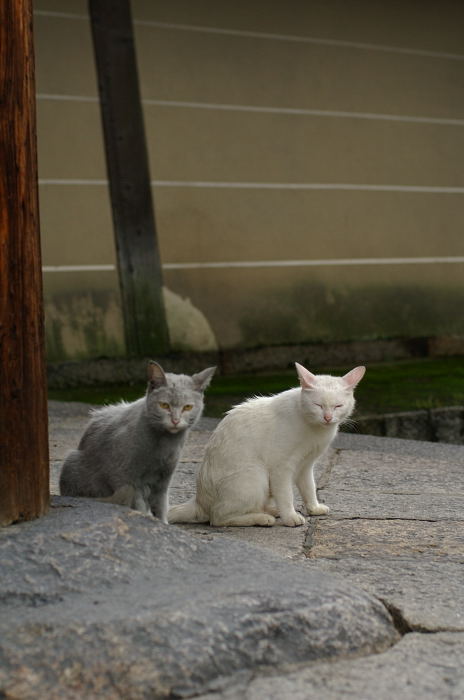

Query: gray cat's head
[295,362,366,427]
[145,362,216,434]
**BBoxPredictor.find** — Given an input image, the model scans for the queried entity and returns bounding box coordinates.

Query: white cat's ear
[295,362,317,389]
[147,361,167,390]
[192,366,216,392]
[342,366,366,389]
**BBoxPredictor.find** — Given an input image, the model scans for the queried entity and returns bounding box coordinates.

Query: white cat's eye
[159,402,170,410]
[183,404,193,412]
[334,404,343,409]
[313,403,323,408]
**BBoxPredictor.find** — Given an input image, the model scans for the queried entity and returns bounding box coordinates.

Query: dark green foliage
[48,357,464,418]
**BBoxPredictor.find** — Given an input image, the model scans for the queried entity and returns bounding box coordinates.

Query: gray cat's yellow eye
[159,402,170,410]
[183,404,193,412]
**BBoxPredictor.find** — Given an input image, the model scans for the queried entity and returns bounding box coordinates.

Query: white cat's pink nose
[323,413,332,423]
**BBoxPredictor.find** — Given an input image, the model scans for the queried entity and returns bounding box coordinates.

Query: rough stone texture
[195,633,464,700]
[318,444,464,521]
[0,498,397,699]
[309,555,464,632]
[306,519,464,558]
[3,401,462,699]
[305,432,464,634]
[172,426,464,696]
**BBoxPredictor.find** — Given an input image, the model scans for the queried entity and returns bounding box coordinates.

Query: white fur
[168,364,365,527]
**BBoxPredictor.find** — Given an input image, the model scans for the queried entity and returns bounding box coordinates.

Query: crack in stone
[303,519,318,552]
[333,516,449,523]
[378,599,414,636]
[377,598,460,636]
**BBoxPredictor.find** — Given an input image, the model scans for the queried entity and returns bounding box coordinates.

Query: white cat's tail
[168,497,209,524]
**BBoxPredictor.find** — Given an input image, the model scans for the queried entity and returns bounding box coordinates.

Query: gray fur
[59,362,216,522]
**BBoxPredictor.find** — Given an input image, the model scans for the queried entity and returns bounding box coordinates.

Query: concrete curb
[354,405,464,444]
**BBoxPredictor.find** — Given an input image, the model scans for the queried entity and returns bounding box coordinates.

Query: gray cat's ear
[192,366,216,392]
[147,361,167,391]
[295,362,317,389]
[342,366,366,389]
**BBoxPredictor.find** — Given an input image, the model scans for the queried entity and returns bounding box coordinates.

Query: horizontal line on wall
[37,93,464,127]
[145,99,464,127]
[33,11,464,62]
[34,10,87,21]
[37,93,99,103]
[38,179,464,193]
[42,258,464,273]
[39,179,108,185]
[166,257,464,269]
[136,20,464,62]
[151,181,464,193]
[43,265,116,272]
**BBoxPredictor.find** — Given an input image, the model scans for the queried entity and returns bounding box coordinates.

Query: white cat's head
[145,362,216,434]
[295,362,366,428]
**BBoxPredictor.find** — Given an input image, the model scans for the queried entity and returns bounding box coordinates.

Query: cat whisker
[341,418,360,433]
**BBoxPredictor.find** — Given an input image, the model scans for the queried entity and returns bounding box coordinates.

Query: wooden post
[0,0,49,525]
[89,0,170,356]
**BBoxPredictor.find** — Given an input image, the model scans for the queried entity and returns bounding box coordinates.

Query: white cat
[168,363,365,527]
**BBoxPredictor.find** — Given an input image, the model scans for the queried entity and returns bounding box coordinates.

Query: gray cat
[59,361,216,522]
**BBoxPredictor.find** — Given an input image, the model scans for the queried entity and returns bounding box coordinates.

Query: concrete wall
[35,0,464,360]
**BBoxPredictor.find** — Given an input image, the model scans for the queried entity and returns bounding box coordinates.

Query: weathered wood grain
[0,0,49,525]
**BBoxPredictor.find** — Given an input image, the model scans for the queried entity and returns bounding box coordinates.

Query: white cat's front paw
[281,512,306,527]
[308,503,330,516]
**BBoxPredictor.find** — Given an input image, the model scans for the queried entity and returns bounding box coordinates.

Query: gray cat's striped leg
[133,485,153,516]
[148,489,169,524]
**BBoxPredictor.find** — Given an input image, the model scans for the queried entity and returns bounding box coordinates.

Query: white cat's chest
[259,419,335,469]
[289,426,334,462]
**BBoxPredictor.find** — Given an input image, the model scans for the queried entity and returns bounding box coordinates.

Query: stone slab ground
[0,402,463,699]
